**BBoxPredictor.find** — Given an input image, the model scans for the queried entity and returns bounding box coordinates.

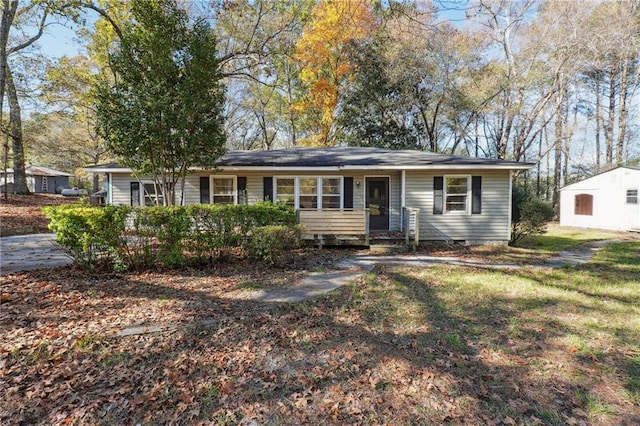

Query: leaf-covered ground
[0,194,78,236]
[2,242,639,425]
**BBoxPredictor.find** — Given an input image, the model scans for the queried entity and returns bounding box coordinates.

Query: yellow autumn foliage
[294,0,377,146]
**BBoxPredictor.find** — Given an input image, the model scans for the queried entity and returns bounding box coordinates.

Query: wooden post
[413,210,420,250]
[404,207,410,246]
[364,209,370,246]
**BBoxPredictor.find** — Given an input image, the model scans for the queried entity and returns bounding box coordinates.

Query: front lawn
[1,241,638,424]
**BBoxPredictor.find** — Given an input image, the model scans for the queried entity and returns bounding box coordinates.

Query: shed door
[366,177,389,231]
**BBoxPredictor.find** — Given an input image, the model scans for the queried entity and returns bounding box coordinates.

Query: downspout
[401,170,406,232]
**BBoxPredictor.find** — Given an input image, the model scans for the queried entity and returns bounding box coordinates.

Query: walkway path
[0,233,620,336]
[231,239,621,304]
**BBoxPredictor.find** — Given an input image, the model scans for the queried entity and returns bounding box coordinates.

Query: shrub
[43,202,298,270]
[130,206,192,268]
[244,225,303,266]
[43,205,130,268]
[186,202,296,263]
[510,191,556,245]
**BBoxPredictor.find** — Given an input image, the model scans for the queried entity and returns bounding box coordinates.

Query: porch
[296,208,419,248]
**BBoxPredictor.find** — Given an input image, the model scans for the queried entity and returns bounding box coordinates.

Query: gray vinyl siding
[110,174,134,205]
[111,174,192,206]
[109,169,507,239]
[405,170,511,242]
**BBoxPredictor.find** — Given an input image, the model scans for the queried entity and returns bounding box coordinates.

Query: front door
[366,177,389,231]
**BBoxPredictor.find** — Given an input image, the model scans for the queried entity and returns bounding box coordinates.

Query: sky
[38,20,85,58]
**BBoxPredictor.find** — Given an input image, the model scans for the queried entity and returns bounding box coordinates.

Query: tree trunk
[605,63,617,168]
[284,60,298,147]
[552,80,567,212]
[6,65,29,194]
[594,74,601,172]
[1,0,18,199]
[553,135,562,213]
[616,56,630,166]
[0,1,17,105]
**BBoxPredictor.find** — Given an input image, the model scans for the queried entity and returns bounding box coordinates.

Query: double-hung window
[143,183,166,206]
[626,189,638,205]
[274,176,342,209]
[444,176,470,213]
[275,178,295,206]
[212,176,236,204]
[322,178,341,208]
[299,178,318,208]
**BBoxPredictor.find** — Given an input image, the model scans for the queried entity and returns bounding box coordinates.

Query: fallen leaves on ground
[2,252,638,425]
[0,194,78,236]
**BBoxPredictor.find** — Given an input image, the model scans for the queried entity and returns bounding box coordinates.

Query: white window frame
[274,176,344,210]
[320,177,342,209]
[626,189,638,205]
[138,181,166,206]
[274,176,296,207]
[443,175,471,214]
[210,175,237,205]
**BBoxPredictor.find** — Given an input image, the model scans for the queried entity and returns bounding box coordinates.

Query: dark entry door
[366,177,389,231]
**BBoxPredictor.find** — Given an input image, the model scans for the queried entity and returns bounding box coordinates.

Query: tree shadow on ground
[2,252,640,424]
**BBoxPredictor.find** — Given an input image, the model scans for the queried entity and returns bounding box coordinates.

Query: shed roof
[3,166,73,177]
[560,165,640,191]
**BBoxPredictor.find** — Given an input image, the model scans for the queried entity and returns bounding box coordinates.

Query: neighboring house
[560,166,640,232]
[0,166,73,194]
[84,147,533,245]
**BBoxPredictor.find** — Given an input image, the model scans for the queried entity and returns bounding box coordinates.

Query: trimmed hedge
[43,203,299,270]
[43,205,130,268]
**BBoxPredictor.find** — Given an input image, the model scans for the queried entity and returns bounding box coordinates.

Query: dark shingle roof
[84,147,534,172]
[217,147,531,168]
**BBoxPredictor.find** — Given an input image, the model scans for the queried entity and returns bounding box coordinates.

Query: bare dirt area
[0,194,79,236]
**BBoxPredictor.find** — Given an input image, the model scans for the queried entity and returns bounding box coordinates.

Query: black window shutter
[471,176,482,214]
[200,176,210,204]
[343,177,354,209]
[130,182,140,206]
[433,176,443,215]
[263,177,273,202]
[237,177,247,205]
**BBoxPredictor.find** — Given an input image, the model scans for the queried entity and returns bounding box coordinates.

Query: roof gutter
[85,163,534,174]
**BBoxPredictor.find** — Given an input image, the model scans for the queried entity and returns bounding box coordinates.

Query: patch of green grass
[74,334,100,351]
[331,240,639,422]
[98,352,128,368]
[624,355,640,404]
[536,407,564,424]
[238,279,261,290]
[563,334,604,360]
[441,332,466,352]
[22,341,53,362]
[575,390,617,418]
[515,223,626,253]
[201,384,219,404]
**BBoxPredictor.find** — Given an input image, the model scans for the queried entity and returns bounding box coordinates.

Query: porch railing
[297,209,370,246]
[403,207,420,250]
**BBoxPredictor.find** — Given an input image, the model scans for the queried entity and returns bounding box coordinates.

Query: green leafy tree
[338,36,420,149]
[95,0,226,205]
